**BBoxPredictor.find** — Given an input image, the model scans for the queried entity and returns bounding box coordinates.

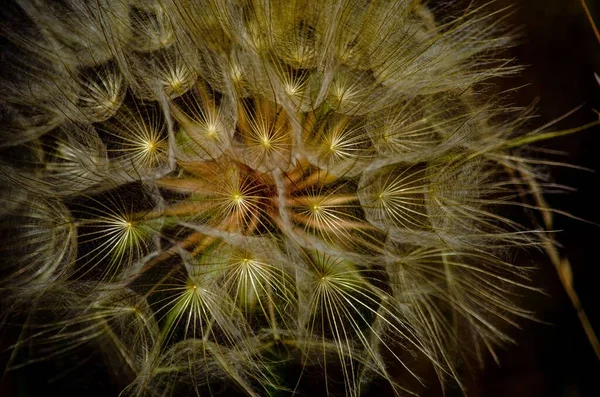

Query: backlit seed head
[0,1,564,395]
[0,198,76,289]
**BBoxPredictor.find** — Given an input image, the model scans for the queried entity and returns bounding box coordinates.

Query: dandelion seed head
[0,0,563,395]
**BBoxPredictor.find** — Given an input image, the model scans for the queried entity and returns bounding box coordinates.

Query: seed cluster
[1,1,541,395]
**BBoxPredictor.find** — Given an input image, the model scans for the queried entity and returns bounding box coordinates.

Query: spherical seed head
[0,1,549,395]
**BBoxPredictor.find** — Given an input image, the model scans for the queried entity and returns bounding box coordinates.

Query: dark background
[454,0,600,396]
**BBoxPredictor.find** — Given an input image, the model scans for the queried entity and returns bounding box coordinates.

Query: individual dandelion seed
[358,163,432,233]
[68,184,162,281]
[302,109,376,177]
[170,80,238,161]
[193,237,297,328]
[365,98,442,159]
[98,101,172,181]
[324,66,389,116]
[267,57,315,111]
[72,61,127,123]
[88,288,160,373]
[423,158,532,247]
[285,178,386,255]
[0,198,76,289]
[38,123,110,195]
[153,266,245,344]
[126,40,200,101]
[221,48,258,98]
[234,96,294,171]
[266,7,323,70]
[0,0,586,396]
[128,2,176,53]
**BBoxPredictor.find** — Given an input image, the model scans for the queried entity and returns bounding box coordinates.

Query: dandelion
[0,0,591,396]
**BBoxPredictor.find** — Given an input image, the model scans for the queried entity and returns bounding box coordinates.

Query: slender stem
[580,0,600,45]
[267,288,280,340]
[508,162,600,361]
[284,156,311,187]
[290,212,377,231]
[287,194,358,206]
[293,169,339,191]
[134,201,214,220]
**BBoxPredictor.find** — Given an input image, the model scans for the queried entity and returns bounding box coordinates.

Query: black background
[450,0,600,396]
